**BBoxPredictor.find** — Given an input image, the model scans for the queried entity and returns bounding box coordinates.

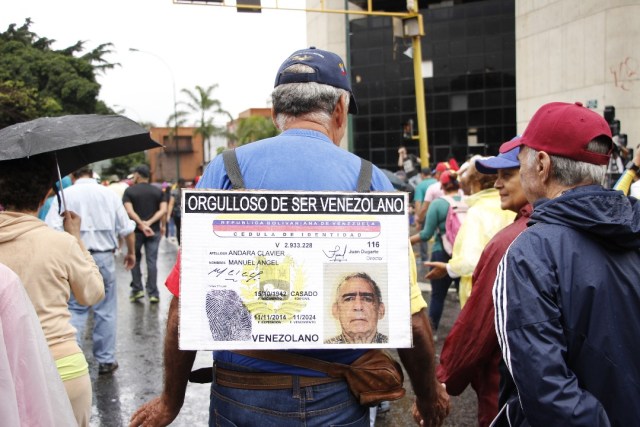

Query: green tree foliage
[0,19,117,128]
[101,152,147,180]
[0,80,43,126]
[235,115,278,146]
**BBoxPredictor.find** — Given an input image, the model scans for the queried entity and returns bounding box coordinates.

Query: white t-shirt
[424,182,444,202]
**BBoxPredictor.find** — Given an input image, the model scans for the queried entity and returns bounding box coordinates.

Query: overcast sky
[2,0,308,126]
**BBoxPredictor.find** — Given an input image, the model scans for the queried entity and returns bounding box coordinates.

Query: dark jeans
[209,362,368,427]
[130,231,161,297]
[428,250,459,332]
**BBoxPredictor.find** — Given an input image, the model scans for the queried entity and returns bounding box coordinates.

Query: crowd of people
[406,102,640,426]
[0,160,193,426]
[0,45,638,427]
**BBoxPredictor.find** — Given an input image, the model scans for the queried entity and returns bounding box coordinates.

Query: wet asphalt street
[82,237,477,426]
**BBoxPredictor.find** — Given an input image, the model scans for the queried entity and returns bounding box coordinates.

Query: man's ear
[378,302,385,319]
[332,94,347,130]
[332,302,339,319]
[538,151,553,183]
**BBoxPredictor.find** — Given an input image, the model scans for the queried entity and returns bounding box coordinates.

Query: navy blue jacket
[492,185,640,426]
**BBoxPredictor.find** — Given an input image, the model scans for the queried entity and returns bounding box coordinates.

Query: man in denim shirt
[130,47,449,427]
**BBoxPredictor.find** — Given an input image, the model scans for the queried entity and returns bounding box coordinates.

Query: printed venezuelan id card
[179,189,411,350]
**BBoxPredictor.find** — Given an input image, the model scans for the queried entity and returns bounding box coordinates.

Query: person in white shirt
[45,166,136,375]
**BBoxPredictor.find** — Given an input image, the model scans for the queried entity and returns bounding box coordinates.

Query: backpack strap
[223,149,372,193]
[436,195,453,238]
[357,158,372,193]
[222,149,245,189]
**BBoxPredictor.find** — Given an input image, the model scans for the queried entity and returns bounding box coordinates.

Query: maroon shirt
[436,204,532,427]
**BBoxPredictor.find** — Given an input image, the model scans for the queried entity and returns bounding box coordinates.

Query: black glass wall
[349,0,516,169]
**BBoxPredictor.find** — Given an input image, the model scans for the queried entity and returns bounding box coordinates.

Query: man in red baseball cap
[492,102,640,426]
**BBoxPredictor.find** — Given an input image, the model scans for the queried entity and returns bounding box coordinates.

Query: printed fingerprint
[205,289,252,341]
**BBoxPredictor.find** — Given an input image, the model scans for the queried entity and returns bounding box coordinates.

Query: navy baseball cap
[274,47,358,114]
[476,137,521,175]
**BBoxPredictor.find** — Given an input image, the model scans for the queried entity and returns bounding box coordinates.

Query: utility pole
[404,1,429,167]
[129,48,181,181]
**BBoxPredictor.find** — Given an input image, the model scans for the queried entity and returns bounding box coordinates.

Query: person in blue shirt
[130,47,449,427]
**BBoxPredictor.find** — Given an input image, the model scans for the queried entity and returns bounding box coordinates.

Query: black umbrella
[0,114,162,176]
[0,114,162,211]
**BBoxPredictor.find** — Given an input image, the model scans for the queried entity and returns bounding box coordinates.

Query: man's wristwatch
[629,163,640,174]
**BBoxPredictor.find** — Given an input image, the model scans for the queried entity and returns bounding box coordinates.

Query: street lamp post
[129,48,181,181]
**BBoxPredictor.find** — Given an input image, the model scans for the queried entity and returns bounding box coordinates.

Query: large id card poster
[179,190,411,350]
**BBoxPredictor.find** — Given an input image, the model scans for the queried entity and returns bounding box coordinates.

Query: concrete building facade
[516,0,639,149]
[147,126,204,183]
[306,0,640,171]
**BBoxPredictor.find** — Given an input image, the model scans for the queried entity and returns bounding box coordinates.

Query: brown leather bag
[235,349,406,407]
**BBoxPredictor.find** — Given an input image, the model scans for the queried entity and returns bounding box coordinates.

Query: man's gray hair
[336,272,383,304]
[272,64,349,130]
[523,137,610,186]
